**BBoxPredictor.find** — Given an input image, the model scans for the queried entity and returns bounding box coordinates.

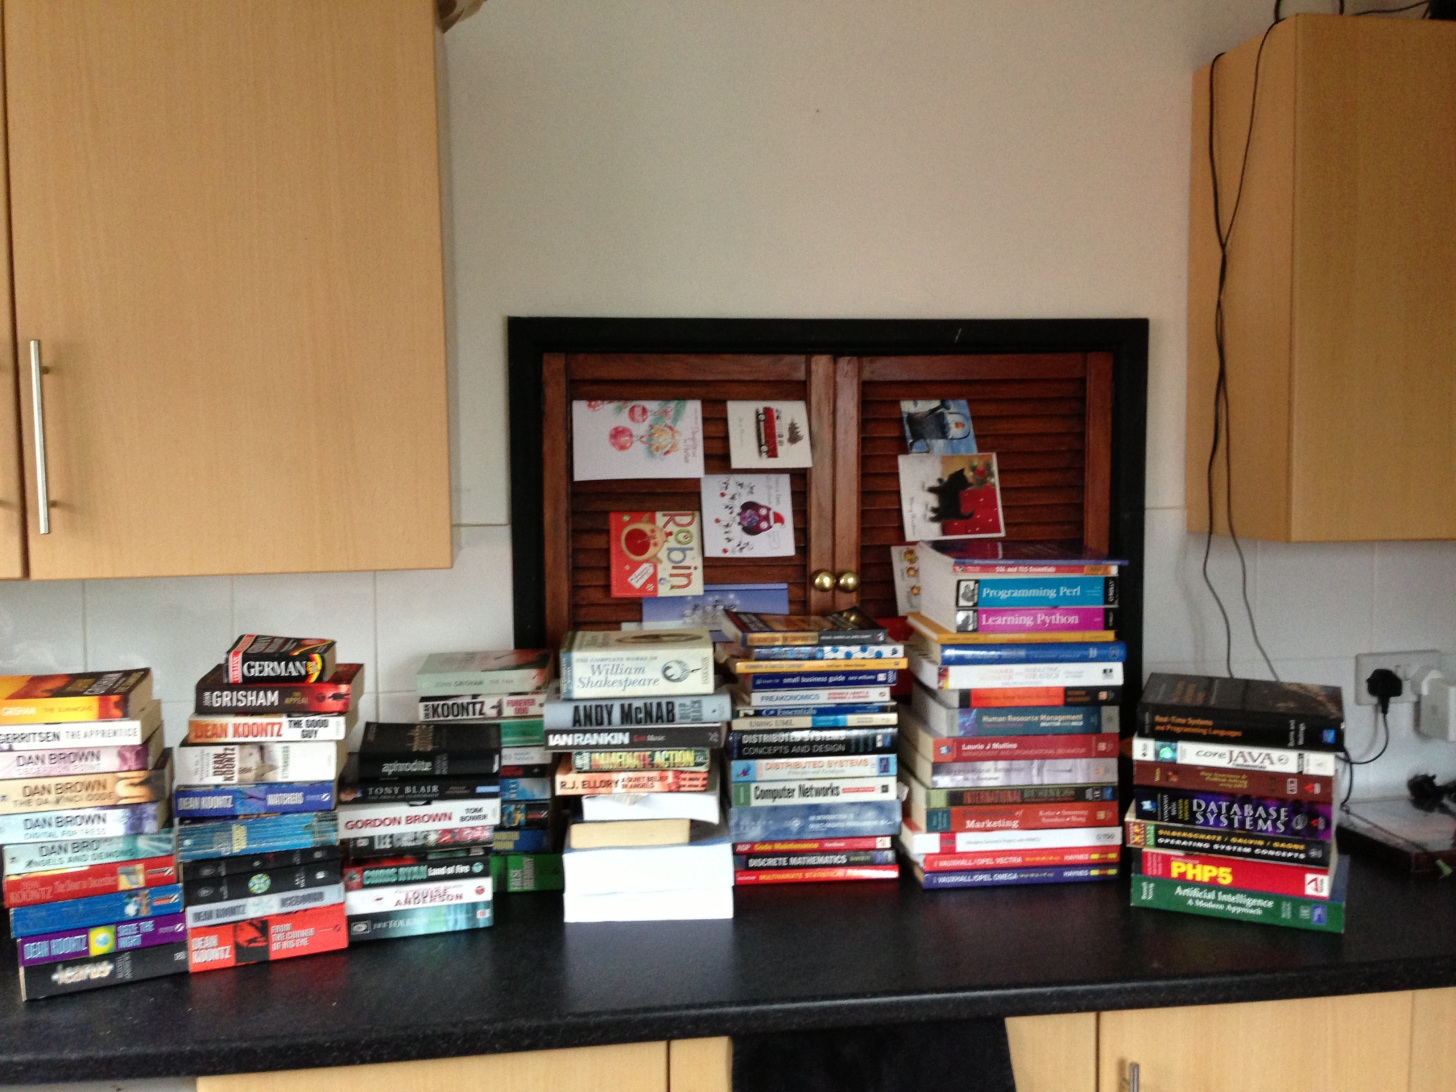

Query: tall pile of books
[0,670,182,999]
[899,543,1125,889]
[413,652,560,897]
[551,629,733,922]
[722,610,902,886]
[1126,673,1346,933]
[177,637,355,971]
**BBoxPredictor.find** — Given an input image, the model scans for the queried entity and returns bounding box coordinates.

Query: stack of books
[722,610,903,885]
[415,651,560,895]
[898,543,1125,889]
[552,629,733,922]
[0,670,182,999]
[178,637,354,970]
[1126,673,1346,933]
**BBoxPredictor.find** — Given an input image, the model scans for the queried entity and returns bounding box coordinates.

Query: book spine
[735,704,894,717]
[174,781,336,818]
[726,799,901,842]
[416,665,553,697]
[342,876,493,915]
[0,736,160,778]
[558,646,714,700]
[927,732,1118,762]
[729,754,896,782]
[194,667,359,715]
[730,776,897,807]
[1130,736,1339,777]
[732,712,900,729]
[544,725,724,751]
[498,718,547,748]
[912,700,1117,738]
[420,692,547,721]
[918,846,1121,872]
[16,912,188,967]
[19,941,189,1000]
[917,800,1120,834]
[920,865,1120,889]
[944,563,1121,576]
[742,669,900,689]
[1131,788,1334,841]
[732,836,893,853]
[184,882,346,928]
[940,685,1124,709]
[10,884,185,938]
[0,694,137,725]
[919,783,1118,807]
[728,727,897,759]
[343,856,491,890]
[749,644,905,661]
[0,801,168,844]
[174,742,341,786]
[496,852,564,893]
[734,865,900,884]
[174,813,339,861]
[1122,814,1332,866]
[932,641,1127,665]
[902,825,1123,855]
[571,748,711,772]
[488,828,549,853]
[503,745,551,767]
[1139,705,1345,752]
[955,607,1117,633]
[734,658,908,676]
[1134,761,1334,802]
[182,861,344,905]
[345,902,494,942]
[227,637,335,685]
[736,850,897,869]
[910,757,1117,789]
[499,777,551,802]
[344,825,496,856]
[187,902,349,972]
[554,765,710,795]
[335,798,501,837]
[543,691,732,729]
[953,576,1119,607]
[923,660,1125,691]
[3,832,177,875]
[0,718,154,751]
[1138,847,1333,899]
[0,760,171,814]
[339,779,499,805]
[747,686,892,707]
[499,799,553,826]
[353,753,502,780]
[178,844,340,882]
[3,855,178,908]
[186,713,350,743]
[1130,874,1343,932]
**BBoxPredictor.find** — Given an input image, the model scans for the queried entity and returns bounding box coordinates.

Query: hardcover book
[1138,673,1346,751]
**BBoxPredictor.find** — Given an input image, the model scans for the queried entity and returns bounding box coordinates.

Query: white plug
[1412,666,1456,742]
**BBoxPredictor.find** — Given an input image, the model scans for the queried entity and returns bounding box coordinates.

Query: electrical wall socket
[1353,650,1443,705]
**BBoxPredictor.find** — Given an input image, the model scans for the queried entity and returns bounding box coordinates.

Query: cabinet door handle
[29,340,49,535]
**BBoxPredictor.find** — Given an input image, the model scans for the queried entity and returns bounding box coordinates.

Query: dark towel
[732,1018,1016,1092]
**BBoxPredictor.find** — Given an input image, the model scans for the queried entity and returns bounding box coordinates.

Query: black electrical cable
[1204,26,1281,682]
[1341,709,1393,809]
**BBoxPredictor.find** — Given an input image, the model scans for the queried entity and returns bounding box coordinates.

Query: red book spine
[1138,847,1334,899]
[919,847,1122,872]
[732,837,891,854]
[186,902,348,972]
[3,856,178,908]
[933,801,1121,832]
[967,687,1067,707]
[932,733,1118,762]
[734,865,900,885]
[1133,761,1334,802]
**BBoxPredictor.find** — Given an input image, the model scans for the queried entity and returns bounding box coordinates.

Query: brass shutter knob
[811,569,835,593]
[836,570,860,593]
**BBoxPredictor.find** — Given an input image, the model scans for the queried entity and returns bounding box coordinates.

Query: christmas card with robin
[572,400,705,481]
[699,473,797,558]
[725,401,814,469]
[897,453,1006,541]
[608,511,704,598]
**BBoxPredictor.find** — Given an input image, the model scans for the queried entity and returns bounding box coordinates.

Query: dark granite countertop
[2,853,1455,1084]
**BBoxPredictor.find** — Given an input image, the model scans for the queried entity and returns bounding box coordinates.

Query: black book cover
[182,860,343,905]
[178,844,340,882]
[358,721,503,756]
[1139,672,1345,751]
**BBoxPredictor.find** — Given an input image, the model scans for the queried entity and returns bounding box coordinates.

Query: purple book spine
[920,865,1120,889]
[16,912,188,967]
[1131,788,1334,841]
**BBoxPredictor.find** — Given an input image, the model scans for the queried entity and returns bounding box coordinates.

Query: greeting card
[890,544,921,615]
[699,474,796,557]
[901,399,977,454]
[898,453,1006,541]
[608,511,704,598]
[572,400,705,481]
[725,401,813,469]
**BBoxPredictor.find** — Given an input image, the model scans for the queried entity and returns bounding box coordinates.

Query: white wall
[5,2,1454,1088]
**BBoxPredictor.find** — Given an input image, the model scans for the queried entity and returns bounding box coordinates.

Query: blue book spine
[10,884,185,937]
[738,704,892,717]
[947,707,1108,736]
[176,813,339,861]
[347,902,493,942]
[934,641,1127,665]
[919,866,1120,889]
[728,799,901,842]
[173,782,336,818]
[744,670,898,690]
[750,644,906,661]
[960,576,1118,607]
[499,777,552,802]
[491,828,550,853]
[730,755,897,782]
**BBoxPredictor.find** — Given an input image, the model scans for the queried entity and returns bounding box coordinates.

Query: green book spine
[499,718,545,748]
[1131,874,1344,933]
[506,852,563,892]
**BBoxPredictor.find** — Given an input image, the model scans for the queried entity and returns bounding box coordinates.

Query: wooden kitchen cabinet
[1187,15,1456,542]
[2,0,452,579]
